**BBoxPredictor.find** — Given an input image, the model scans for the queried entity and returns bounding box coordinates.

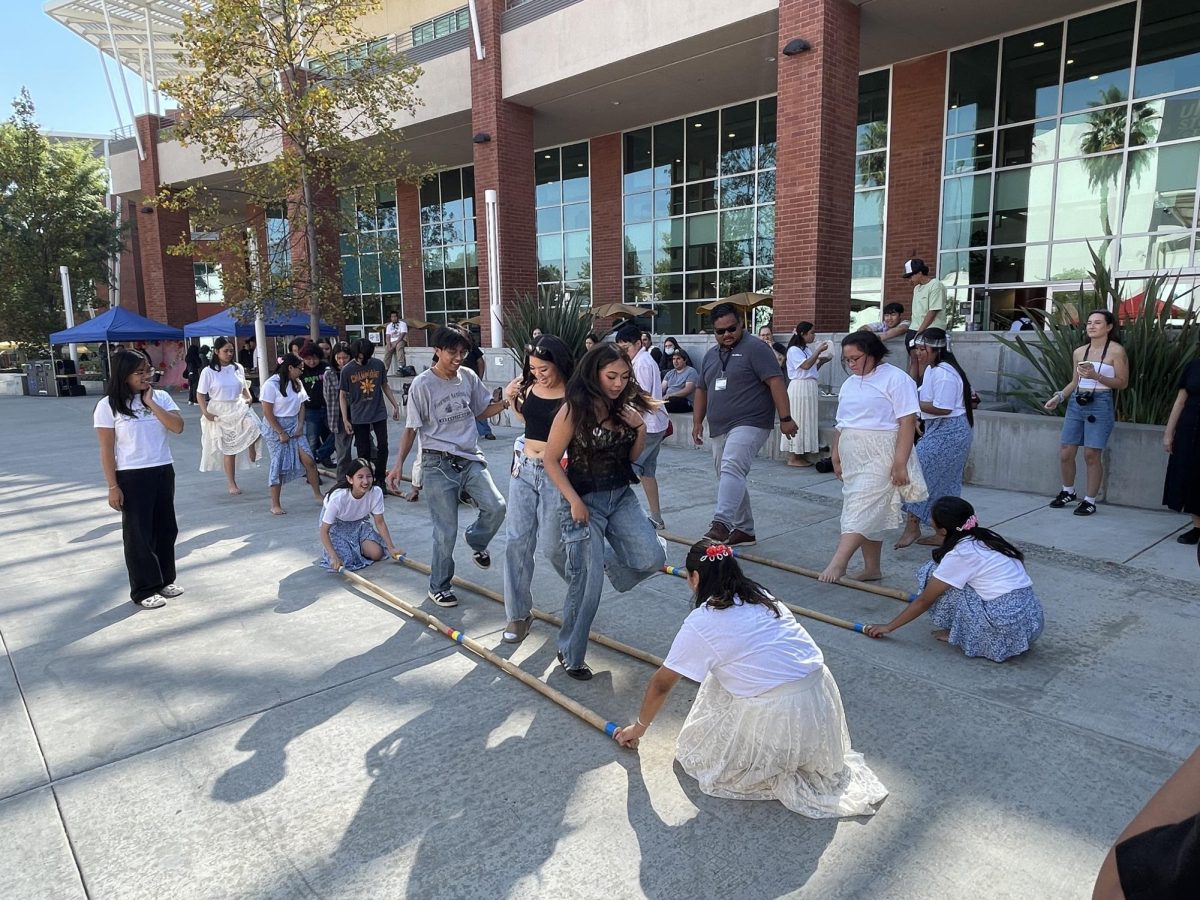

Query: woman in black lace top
[543,344,668,679]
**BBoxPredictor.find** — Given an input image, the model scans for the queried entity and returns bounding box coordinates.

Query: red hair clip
[704,544,732,560]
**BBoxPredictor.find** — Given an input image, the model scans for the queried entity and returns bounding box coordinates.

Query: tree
[0,90,122,350]
[158,0,427,339]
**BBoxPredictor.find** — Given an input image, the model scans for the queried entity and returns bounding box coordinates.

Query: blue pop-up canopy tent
[49,306,184,344]
[183,307,338,338]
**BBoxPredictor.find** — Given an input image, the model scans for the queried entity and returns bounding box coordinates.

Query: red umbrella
[1116,292,1189,321]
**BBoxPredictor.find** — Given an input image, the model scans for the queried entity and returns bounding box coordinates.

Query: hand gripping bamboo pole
[339,565,623,741]
[659,532,914,604]
[659,565,870,635]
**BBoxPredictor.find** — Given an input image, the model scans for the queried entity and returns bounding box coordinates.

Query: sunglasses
[714,325,740,336]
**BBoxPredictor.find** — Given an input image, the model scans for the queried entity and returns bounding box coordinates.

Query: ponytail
[930,497,1023,564]
[684,540,780,616]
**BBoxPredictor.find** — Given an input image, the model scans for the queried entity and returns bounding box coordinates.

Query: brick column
[773,0,860,332]
[396,178,427,347]
[471,0,537,347]
[134,114,197,326]
[884,52,947,304]
[589,133,622,308]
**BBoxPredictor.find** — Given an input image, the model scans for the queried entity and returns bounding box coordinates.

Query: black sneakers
[557,651,593,681]
[1073,500,1097,517]
[427,589,458,608]
[472,550,491,569]
[1049,490,1077,508]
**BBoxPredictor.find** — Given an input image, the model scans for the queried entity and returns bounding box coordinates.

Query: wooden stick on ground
[393,555,664,668]
[659,532,914,604]
[659,565,870,635]
[339,566,624,741]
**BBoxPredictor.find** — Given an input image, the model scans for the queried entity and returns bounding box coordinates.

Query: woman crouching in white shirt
[615,540,888,819]
[864,498,1044,661]
[318,457,402,572]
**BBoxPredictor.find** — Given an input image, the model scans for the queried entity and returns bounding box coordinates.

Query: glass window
[653,120,685,187]
[685,111,719,182]
[193,262,223,304]
[719,208,754,269]
[853,191,885,257]
[858,70,890,150]
[720,103,757,175]
[990,245,1049,283]
[1053,157,1122,240]
[1061,4,1136,114]
[947,41,998,135]
[719,174,755,208]
[416,166,477,325]
[941,174,991,249]
[997,121,1057,166]
[758,97,777,170]
[993,166,1054,244]
[686,180,717,213]
[1119,233,1193,270]
[536,149,561,207]
[562,202,590,231]
[686,213,718,270]
[1051,240,1110,280]
[534,142,591,298]
[623,128,652,194]
[1121,142,1200,235]
[1135,0,1200,98]
[857,151,888,186]
[561,143,589,203]
[1000,24,1063,124]
[1143,91,1200,144]
[944,133,993,175]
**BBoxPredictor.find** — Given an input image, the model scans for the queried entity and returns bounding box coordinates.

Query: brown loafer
[502,614,533,644]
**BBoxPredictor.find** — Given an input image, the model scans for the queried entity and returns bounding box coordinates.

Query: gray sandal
[502,615,533,644]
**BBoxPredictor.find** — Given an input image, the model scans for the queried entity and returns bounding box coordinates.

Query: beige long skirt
[675,665,888,818]
[199,399,262,472]
[781,377,820,455]
[838,427,927,539]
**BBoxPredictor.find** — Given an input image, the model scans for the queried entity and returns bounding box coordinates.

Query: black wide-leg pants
[115,464,178,603]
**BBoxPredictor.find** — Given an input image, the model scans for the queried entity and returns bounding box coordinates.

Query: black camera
[1075,391,1094,406]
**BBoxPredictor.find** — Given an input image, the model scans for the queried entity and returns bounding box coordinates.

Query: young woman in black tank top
[542,344,668,679]
[499,336,574,644]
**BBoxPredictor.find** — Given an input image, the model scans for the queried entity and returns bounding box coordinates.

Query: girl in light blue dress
[318,457,401,572]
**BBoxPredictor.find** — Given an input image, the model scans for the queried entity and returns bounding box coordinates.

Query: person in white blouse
[317,457,401,572]
[615,539,887,818]
[820,332,927,583]
[259,353,323,515]
[196,336,262,496]
[864,498,1044,662]
[781,322,831,467]
[896,328,975,548]
[93,350,185,609]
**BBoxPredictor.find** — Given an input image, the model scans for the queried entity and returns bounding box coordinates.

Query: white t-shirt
[385,320,408,345]
[321,486,385,525]
[631,348,669,433]
[196,364,246,402]
[663,597,824,698]
[836,362,919,431]
[931,539,1032,600]
[919,363,967,420]
[261,375,308,417]
[93,390,179,470]
[786,345,819,381]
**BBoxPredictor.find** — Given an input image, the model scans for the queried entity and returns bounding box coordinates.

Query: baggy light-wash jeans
[710,425,772,534]
[422,452,506,594]
[502,456,567,622]
[559,486,666,668]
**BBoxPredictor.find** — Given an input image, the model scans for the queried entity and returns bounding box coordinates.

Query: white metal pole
[144,6,160,116]
[485,189,502,349]
[100,0,144,160]
[246,228,271,385]
[466,0,486,60]
[59,266,79,368]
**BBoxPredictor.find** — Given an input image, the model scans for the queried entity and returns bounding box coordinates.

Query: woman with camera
[1043,310,1128,517]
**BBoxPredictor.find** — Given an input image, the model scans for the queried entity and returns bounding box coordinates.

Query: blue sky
[2,2,152,136]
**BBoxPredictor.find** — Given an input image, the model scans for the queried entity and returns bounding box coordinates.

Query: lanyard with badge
[714,348,733,391]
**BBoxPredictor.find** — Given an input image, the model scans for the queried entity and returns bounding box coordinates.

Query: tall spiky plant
[501,290,596,367]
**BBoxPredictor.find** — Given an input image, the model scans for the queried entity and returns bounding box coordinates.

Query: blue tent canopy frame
[183,308,338,339]
[49,306,184,344]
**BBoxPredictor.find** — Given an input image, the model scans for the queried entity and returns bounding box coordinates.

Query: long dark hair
[931,497,1023,564]
[273,353,302,397]
[209,336,234,371]
[841,331,888,363]
[517,335,574,412]
[685,540,780,615]
[918,328,975,427]
[185,342,202,369]
[328,342,351,374]
[786,321,814,351]
[328,457,374,496]
[105,349,152,418]
[1082,309,1119,347]
[563,343,657,434]
[350,337,375,365]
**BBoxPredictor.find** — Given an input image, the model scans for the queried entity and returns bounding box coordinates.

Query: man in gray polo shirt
[692,303,797,545]
[386,326,508,608]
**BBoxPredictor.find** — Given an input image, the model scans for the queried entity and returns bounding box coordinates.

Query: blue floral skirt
[903,416,972,525]
[260,415,312,487]
[318,516,385,572]
[918,560,1044,662]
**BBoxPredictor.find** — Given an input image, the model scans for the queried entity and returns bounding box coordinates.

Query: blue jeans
[304,412,334,462]
[503,457,566,622]
[559,486,666,668]
[422,452,506,594]
[476,417,494,438]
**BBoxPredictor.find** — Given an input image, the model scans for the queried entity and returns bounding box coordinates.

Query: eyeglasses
[439,347,469,358]
[714,325,740,336]
[842,354,866,365]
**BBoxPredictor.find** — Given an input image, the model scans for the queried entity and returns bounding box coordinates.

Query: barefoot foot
[270,506,287,516]
[931,628,950,643]
[786,458,813,468]
[847,569,883,582]
[894,526,921,549]
[818,563,845,584]
[227,485,242,496]
[916,534,941,546]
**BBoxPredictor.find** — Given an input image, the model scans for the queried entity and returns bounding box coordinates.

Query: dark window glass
[1000,24,1062,123]
[857,150,888,186]
[1135,0,1200,98]
[684,271,718,300]
[624,128,653,193]
[720,103,757,174]
[997,121,1057,166]
[462,167,475,218]
[719,174,755,208]
[561,142,589,203]
[686,180,717,213]
[990,246,1049,283]
[654,219,685,273]
[685,213,718,270]
[419,178,440,222]
[757,97,777,169]
[1148,91,1200,143]
[757,170,776,204]
[947,41,999,134]
[857,69,890,151]
[535,149,561,207]
[944,133,993,175]
[685,111,719,181]
[654,120,685,187]
[1062,3,1135,113]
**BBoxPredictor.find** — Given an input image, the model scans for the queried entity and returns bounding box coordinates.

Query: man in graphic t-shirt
[386,326,508,608]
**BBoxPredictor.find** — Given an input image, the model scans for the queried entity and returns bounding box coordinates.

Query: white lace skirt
[838,427,927,539]
[200,399,262,472]
[676,666,887,818]
[781,377,820,454]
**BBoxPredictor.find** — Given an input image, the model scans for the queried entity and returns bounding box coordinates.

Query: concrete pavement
[1,393,1196,898]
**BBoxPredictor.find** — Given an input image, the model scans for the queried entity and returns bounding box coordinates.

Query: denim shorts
[1060,390,1115,449]
[633,428,667,477]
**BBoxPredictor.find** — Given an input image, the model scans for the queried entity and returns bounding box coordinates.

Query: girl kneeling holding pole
[318,457,402,572]
[616,540,887,819]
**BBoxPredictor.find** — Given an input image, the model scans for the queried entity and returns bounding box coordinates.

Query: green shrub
[500,290,596,367]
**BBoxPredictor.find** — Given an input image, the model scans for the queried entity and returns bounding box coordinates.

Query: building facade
[50,0,1200,341]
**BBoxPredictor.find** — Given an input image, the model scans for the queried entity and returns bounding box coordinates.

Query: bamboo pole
[658,565,870,635]
[339,566,623,741]
[660,532,914,604]
[393,555,664,668]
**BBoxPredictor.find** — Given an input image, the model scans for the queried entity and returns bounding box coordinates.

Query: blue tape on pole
[604,721,618,737]
[907,593,917,603]
[854,623,865,633]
